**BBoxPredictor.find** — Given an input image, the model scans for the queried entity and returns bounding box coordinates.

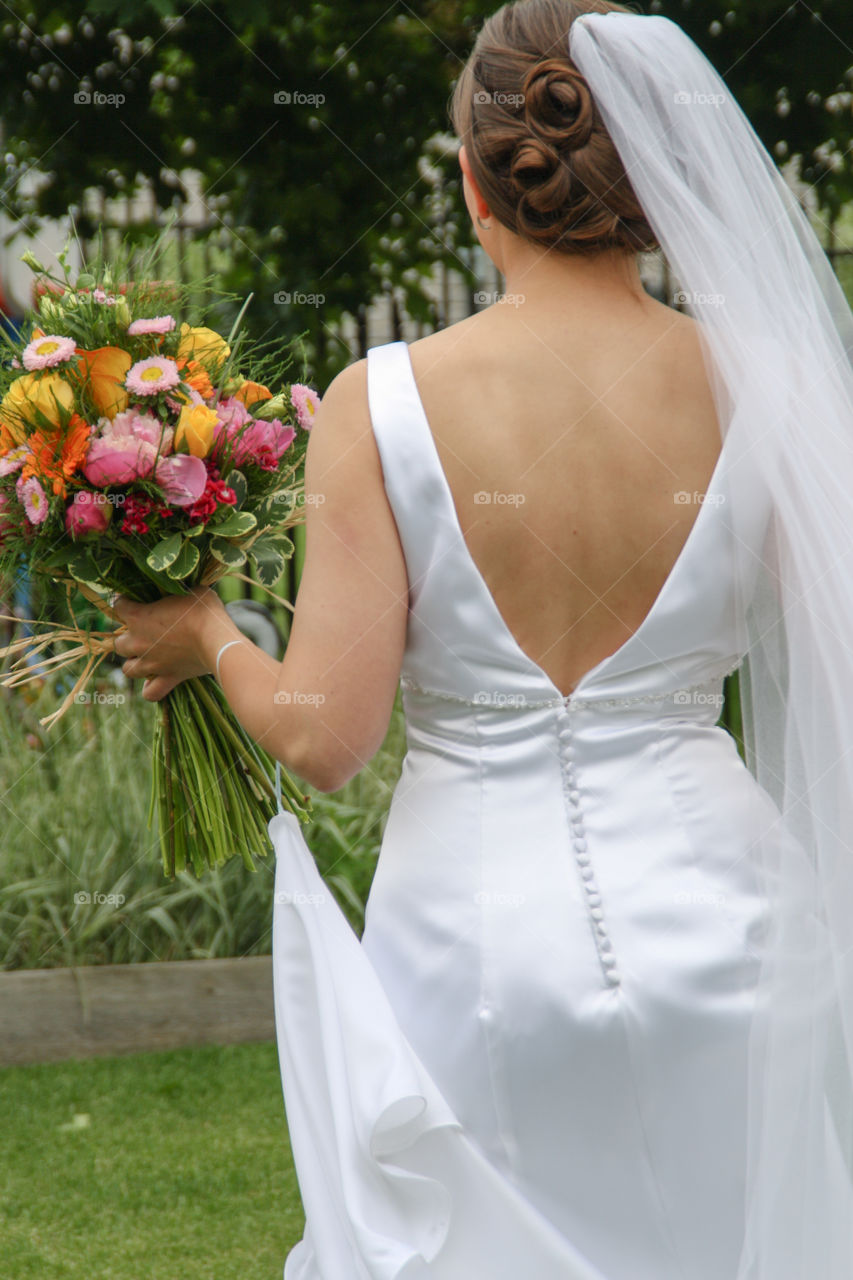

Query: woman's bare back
[407,299,723,698]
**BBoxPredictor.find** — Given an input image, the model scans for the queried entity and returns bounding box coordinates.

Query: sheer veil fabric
[570,12,853,1275]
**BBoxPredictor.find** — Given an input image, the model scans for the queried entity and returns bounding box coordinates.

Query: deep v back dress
[268,338,785,1280]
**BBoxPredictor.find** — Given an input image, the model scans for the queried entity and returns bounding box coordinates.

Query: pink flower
[290,383,320,430]
[93,288,116,305]
[22,334,77,371]
[16,475,49,524]
[154,453,208,506]
[0,444,29,476]
[83,435,158,486]
[215,397,252,436]
[211,397,252,462]
[66,489,112,536]
[126,356,181,396]
[231,418,295,470]
[109,409,173,453]
[127,315,176,336]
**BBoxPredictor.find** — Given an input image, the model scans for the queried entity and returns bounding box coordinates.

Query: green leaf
[165,539,200,580]
[35,544,76,572]
[252,531,295,562]
[209,509,257,538]
[253,489,297,523]
[120,536,182,596]
[66,546,101,585]
[146,532,184,572]
[248,542,285,587]
[223,469,247,507]
[209,538,247,568]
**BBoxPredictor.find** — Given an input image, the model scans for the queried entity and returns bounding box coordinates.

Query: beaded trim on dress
[398,657,743,711]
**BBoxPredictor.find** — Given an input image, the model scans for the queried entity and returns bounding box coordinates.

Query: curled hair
[450,0,659,256]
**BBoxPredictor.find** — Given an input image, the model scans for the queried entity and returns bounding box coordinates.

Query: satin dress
[269,338,781,1279]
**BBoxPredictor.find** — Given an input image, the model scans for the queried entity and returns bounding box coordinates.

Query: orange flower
[176,357,214,400]
[234,379,272,409]
[75,346,132,420]
[0,421,19,454]
[21,414,92,498]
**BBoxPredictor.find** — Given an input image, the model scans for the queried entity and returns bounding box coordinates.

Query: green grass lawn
[0,1041,304,1279]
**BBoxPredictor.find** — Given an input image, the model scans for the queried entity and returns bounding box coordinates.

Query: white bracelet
[215,639,245,684]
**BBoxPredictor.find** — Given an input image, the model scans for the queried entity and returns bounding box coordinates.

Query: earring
[477,213,492,230]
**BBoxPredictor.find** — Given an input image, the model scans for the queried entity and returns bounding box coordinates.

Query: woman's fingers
[142,675,180,702]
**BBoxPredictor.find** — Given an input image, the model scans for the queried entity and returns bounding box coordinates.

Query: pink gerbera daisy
[22,334,77,371]
[290,383,320,430]
[126,356,181,396]
[0,444,29,476]
[127,315,176,336]
[16,475,49,524]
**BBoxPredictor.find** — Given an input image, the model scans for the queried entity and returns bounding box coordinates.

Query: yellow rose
[1,371,75,437]
[174,402,219,458]
[177,324,230,367]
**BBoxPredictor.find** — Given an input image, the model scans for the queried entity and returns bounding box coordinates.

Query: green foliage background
[0,1,849,381]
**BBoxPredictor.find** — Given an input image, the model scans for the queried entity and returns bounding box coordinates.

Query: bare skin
[113,145,724,790]
[401,147,724,696]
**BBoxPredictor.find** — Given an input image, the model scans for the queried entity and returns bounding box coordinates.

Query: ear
[458,144,490,220]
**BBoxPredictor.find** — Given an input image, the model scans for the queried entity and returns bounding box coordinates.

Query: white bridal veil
[570,12,853,1276]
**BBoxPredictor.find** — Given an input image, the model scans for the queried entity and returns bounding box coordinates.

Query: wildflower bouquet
[0,247,321,877]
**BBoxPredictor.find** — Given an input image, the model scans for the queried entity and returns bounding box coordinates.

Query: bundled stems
[148,674,310,879]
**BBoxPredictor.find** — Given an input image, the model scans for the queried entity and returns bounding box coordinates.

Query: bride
[114,1,853,1275]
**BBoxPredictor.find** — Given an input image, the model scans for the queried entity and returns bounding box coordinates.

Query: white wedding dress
[268,337,799,1279]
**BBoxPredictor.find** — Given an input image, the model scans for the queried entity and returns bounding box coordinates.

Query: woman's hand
[111,585,239,702]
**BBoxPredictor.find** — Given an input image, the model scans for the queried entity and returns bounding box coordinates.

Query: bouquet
[0,246,321,877]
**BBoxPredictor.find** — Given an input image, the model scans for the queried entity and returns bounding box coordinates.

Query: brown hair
[450,0,659,256]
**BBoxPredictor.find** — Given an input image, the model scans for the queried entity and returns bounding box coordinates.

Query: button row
[559,712,621,989]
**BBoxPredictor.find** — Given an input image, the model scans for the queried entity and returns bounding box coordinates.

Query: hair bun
[450,0,660,258]
[521,59,595,150]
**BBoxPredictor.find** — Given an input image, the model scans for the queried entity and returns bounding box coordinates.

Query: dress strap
[366,340,460,608]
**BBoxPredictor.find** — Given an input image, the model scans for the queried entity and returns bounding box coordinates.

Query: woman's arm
[114,357,410,793]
